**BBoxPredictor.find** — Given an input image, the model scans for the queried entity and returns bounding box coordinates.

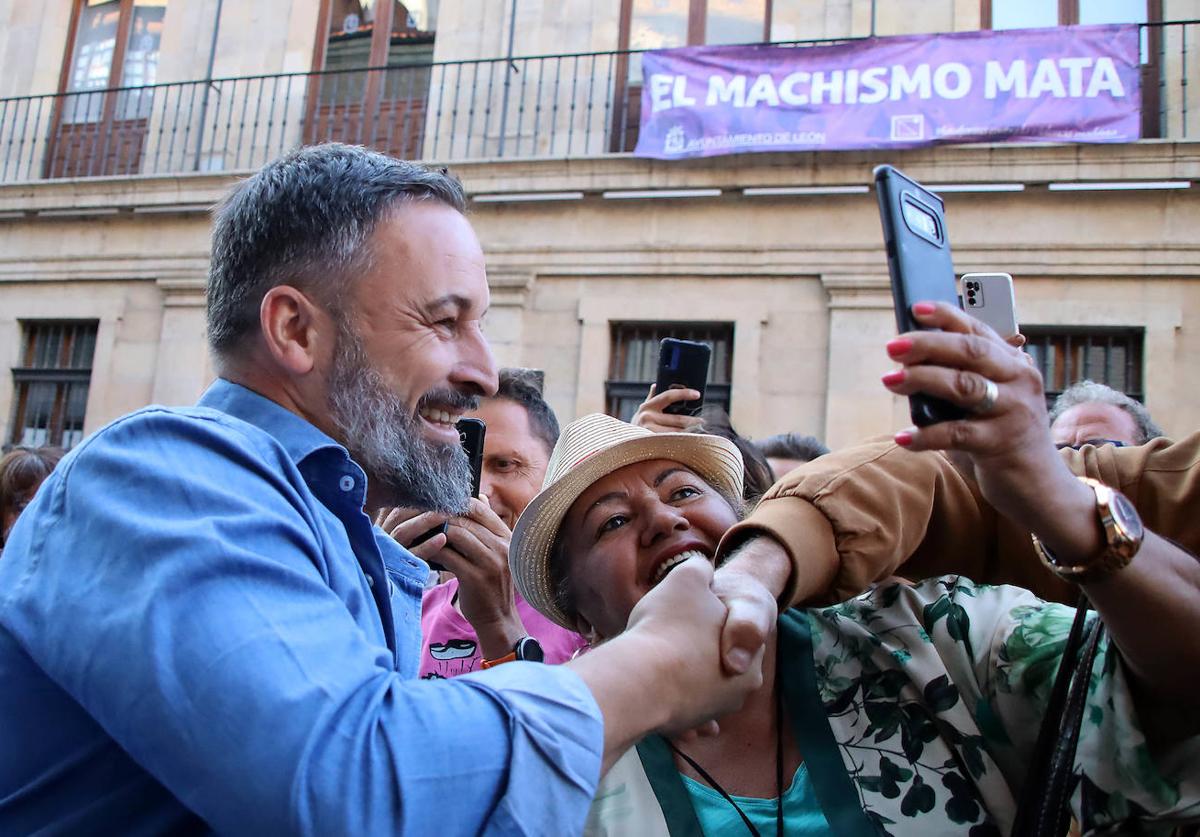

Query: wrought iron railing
[0,21,1197,184]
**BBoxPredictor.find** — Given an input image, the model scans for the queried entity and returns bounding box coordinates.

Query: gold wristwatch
[1032,476,1144,583]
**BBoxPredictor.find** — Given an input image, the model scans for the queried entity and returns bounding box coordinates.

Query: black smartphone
[412,418,487,569]
[655,338,711,417]
[874,164,969,427]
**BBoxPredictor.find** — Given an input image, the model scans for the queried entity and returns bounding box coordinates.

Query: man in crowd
[1049,379,1164,448]
[0,144,776,834]
[754,431,830,479]
[377,368,587,677]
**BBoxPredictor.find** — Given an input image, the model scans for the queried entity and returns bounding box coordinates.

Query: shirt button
[339,475,355,492]
[366,575,375,588]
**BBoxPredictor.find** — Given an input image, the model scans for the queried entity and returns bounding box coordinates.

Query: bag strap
[1011,594,1105,837]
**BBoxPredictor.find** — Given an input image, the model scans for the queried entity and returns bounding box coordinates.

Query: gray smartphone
[874,164,969,427]
[961,273,1019,339]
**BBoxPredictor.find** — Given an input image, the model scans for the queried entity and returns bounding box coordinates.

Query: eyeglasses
[1055,439,1127,450]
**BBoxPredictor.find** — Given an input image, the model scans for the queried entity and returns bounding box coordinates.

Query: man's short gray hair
[206,143,467,360]
[1048,380,1164,444]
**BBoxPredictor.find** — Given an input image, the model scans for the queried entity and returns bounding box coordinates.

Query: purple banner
[634,25,1140,159]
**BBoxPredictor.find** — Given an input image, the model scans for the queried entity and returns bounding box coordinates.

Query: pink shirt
[419,578,588,679]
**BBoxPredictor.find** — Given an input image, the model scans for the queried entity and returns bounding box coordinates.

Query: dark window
[1022,325,1144,408]
[8,321,98,450]
[606,322,734,422]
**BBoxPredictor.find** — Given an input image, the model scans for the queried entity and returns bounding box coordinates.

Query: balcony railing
[1,21,1198,185]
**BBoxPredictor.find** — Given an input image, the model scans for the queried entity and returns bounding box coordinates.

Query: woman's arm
[884,301,1200,709]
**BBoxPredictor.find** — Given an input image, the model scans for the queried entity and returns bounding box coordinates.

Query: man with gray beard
[0,144,778,835]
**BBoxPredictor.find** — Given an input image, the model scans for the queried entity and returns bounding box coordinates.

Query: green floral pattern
[807,577,1200,835]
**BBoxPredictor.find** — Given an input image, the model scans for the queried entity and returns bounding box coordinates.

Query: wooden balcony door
[306,0,435,160]
[47,0,166,178]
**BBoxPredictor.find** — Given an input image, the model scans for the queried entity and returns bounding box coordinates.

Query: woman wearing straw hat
[509,302,1200,836]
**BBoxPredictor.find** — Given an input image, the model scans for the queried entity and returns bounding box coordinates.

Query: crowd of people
[0,143,1197,836]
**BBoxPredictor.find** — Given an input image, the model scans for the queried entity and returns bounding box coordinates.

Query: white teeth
[418,408,463,426]
[652,549,708,585]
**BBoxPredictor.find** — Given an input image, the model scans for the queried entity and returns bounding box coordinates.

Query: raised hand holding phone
[874,164,969,427]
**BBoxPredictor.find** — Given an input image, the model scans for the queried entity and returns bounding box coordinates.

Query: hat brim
[510,432,743,631]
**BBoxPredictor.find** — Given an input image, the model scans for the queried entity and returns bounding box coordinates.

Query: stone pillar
[151,277,214,407]
[821,273,908,449]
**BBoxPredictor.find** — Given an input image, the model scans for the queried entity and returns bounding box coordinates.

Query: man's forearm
[566,633,675,774]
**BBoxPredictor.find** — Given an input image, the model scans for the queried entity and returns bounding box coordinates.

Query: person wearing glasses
[1048,379,1164,450]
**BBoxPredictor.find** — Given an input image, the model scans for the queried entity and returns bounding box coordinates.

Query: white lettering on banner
[1029,58,1068,98]
[1059,57,1094,95]
[1087,57,1125,97]
[778,72,809,105]
[890,64,932,100]
[673,74,696,107]
[811,70,844,104]
[984,60,1028,99]
[745,73,781,107]
[933,63,971,99]
[859,67,889,104]
[655,56,1128,113]
[708,75,747,107]
[650,74,675,113]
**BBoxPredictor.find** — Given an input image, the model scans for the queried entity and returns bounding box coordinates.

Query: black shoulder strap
[1011,594,1105,837]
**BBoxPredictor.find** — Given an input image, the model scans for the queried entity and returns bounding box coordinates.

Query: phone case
[875,164,969,427]
[414,418,487,569]
[456,417,486,497]
[961,273,1018,338]
[655,338,711,416]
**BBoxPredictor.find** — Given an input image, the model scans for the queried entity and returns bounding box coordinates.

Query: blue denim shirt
[0,380,602,835]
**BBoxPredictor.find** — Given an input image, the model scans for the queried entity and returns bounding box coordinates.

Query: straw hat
[509,413,744,630]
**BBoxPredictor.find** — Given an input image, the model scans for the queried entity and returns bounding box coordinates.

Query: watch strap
[1033,476,1141,584]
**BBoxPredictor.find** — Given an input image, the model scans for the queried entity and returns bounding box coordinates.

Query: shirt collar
[198,378,346,466]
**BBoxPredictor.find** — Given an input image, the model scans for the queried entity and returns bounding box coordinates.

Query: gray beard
[326,321,473,514]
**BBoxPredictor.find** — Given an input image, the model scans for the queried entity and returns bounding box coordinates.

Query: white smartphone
[960,272,1018,338]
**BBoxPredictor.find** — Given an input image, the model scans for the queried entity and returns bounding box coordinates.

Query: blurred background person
[755,432,830,480]
[378,368,586,678]
[1049,379,1164,448]
[0,445,64,555]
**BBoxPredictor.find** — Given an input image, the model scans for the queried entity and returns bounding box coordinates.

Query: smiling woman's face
[558,458,740,640]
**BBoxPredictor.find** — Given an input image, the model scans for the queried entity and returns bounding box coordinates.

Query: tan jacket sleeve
[718,431,1200,608]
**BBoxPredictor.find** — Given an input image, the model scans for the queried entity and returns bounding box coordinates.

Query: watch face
[1110,491,1144,541]
[516,637,544,663]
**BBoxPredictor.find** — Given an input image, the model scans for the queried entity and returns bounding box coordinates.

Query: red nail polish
[894,430,914,447]
[912,302,937,316]
[881,369,905,386]
[886,338,913,357]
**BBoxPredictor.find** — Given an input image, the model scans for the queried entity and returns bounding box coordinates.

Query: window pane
[65,0,121,123]
[991,0,1059,29]
[10,322,98,450]
[769,0,852,41]
[393,0,436,36]
[628,0,689,84]
[706,0,766,45]
[118,1,166,119]
[1078,0,1146,24]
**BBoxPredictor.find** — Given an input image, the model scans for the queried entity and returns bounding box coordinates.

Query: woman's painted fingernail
[912,301,937,316]
[894,429,915,447]
[886,338,913,357]
[881,369,905,386]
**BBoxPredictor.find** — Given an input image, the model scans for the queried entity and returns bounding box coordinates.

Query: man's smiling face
[325,201,499,512]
